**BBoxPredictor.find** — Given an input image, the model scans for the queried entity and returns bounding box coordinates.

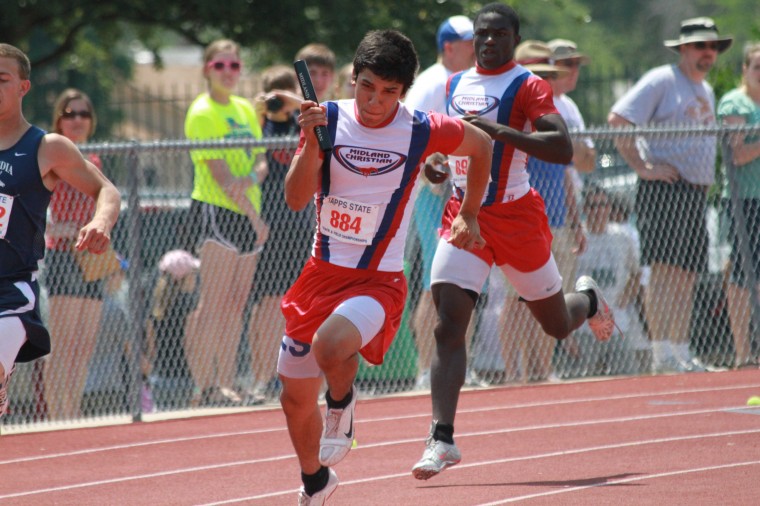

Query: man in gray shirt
[608,17,732,373]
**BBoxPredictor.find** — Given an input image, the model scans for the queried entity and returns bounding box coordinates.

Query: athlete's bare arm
[38,133,120,254]
[464,112,573,165]
[445,121,492,251]
[607,112,680,183]
[207,156,270,246]
[285,100,325,211]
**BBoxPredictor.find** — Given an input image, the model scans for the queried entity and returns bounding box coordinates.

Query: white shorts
[0,317,26,376]
[277,296,385,379]
[431,239,563,301]
[503,226,576,297]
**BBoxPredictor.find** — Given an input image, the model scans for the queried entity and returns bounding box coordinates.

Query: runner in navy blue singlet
[0,44,121,417]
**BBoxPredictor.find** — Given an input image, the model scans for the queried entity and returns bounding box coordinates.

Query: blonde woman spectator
[44,88,118,420]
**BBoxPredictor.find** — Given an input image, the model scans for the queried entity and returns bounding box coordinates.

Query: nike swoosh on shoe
[343,411,353,439]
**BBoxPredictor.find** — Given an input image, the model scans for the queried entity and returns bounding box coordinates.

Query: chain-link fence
[3,125,759,433]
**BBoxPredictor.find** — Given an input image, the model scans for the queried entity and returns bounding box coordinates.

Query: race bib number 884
[319,195,380,246]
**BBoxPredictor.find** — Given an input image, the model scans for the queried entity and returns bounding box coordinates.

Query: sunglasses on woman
[207,60,242,72]
[61,109,92,120]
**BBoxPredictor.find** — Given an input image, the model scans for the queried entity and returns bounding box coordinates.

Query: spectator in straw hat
[608,17,733,373]
[548,39,596,174]
[514,40,568,78]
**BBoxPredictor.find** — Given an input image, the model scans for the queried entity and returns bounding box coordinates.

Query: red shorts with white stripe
[281,257,407,365]
[440,189,553,272]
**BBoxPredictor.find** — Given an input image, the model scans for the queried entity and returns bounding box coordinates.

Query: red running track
[1,370,759,505]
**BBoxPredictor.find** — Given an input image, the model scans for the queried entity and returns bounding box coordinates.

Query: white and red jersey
[295,99,464,272]
[445,61,558,206]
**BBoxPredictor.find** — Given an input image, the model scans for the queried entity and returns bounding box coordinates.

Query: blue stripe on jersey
[446,71,465,116]
[315,102,340,263]
[447,74,467,201]
[483,71,531,206]
[356,110,431,269]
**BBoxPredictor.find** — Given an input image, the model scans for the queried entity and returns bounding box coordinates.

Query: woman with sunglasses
[183,39,269,407]
[44,88,112,420]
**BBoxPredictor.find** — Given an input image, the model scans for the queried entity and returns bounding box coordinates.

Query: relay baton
[294,59,332,153]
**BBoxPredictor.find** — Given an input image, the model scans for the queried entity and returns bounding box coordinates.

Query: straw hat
[663,17,733,54]
[515,40,569,76]
[548,39,590,65]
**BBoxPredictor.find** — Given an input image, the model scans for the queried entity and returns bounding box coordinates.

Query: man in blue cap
[404,15,475,390]
[406,16,475,115]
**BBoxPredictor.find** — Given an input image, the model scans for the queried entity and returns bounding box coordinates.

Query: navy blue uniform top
[0,126,51,279]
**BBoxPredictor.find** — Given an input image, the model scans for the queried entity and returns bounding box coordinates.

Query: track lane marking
[2,410,759,501]
[477,460,760,505]
[2,382,759,466]
[202,428,760,505]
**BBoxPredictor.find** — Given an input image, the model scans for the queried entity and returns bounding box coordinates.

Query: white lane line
[2,382,758,466]
[476,460,760,505]
[0,454,292,501]
[200,428,760,505]
[0,428,282,466]
[2,410,758,502]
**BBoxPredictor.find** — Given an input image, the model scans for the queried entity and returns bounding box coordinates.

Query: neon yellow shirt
[185,93,264,213]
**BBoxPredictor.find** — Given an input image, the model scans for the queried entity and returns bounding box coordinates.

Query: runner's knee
[279,379,316,416]
[431,284,476,348]
[312,332,358,370]
[536,318,571,341]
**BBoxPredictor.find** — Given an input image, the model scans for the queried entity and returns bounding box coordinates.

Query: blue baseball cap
[437,16,474,52]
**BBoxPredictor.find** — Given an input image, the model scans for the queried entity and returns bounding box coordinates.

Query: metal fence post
[722,132,760,364]
[125,140,147,421]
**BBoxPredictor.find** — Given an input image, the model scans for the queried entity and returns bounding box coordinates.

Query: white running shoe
[651,340,677,374]
[415,369,431,390]
[0,364,16,417]
[575,276,616,341]
[412,424,462,480]
[319,385,357,467]
[298,468,339,505]
[675,357,709,373]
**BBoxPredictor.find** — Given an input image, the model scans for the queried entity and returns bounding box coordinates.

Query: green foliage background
[3,0,759,132]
